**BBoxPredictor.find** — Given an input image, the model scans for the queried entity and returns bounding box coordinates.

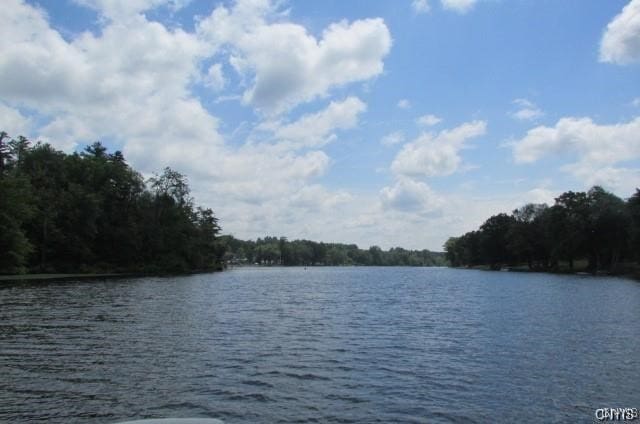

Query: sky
[1,0,639,251]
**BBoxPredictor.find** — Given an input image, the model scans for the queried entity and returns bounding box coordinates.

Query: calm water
[1,267,639,423]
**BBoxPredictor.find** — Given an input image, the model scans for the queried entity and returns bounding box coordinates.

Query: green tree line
[0,133,224,274]
[219,235,446,267]
[444,186,640,274]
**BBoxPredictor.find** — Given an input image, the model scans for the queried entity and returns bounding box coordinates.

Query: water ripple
[1,267,640,423]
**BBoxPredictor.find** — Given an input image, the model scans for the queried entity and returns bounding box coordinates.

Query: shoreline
[454,265,640,281]
[0,273,147,283]
[2,265,638,283]
[0,267,223,283]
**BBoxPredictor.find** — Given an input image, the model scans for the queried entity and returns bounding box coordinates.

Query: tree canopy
[0,134,224,274]
[218,235,446,267]
[444,186,639,274]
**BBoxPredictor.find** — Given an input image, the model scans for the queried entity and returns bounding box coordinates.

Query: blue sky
[1,0,639,250]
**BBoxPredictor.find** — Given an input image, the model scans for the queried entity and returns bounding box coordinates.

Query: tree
[0,133,226,274]
[552,191,590,270]
[444,186,638,274]
[192,207,222,268]
[0,174,34,273]
[8,136,30,168]
[444,237,461,266]
[479,213,516,269]
[0,131,9,173]
[586,187,630,272]
[19,143,68,271]
[507,204,549,270]
[326,246,349,265]
[149,167,192,208]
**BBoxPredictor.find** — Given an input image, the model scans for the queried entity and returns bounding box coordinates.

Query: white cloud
[271,97,366,148]
[416,114,442,127]
[0,0,205,156]
[201,146,331,203]
[0,103,32,138]
[441,0,477,14]
[391,120,487,177]
[510,98,544,121]
[525,187,557,205]
[412,0,430,14]
[204,63,226,91]
[632,97,640,107]
[0,0,368,173]
[600,0,640,65]
[0,0,395,251]
[381,131,405,146]
[380,177,444,213]
[358,182,563,250]
[512,116,640,193]
[289,184,352,210]
[397,99,411,109]
[197,1,391,114]
[513,116,640,164]
[564,166,640,196]
[38,115,97,152]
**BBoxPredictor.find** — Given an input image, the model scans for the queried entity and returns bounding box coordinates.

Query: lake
[1,267,639,423]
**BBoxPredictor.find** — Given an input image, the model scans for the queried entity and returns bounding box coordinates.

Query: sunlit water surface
[1,267,639,423]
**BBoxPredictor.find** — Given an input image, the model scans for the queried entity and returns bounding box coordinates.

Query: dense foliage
[0,133,223,274]
[219,235,446,267]
[444,186,640,273]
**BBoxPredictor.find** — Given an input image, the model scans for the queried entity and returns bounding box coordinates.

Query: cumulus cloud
[416,114,442,127]
[441,0,477,14]
[525,187,557,205]
[0,0,397,249]
[600,0,640,65]
[391,120,487,177]
[271,97,366,148]
[510,98,544,121]
[289,184,352,210]
[202,146,330,202]
[0,103,32,138]
[564,166,640,195]
[412,0,430,14]
[197,1,391,114]
[0,0,206,155]
[0,0,233,173]
[380,177,444,213]
[380,131,405,146]
[512,116,640,193]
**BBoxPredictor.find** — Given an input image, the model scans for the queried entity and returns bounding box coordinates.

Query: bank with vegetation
[0,133,224,275]
[219,235,445,267]
[444,187,640,276]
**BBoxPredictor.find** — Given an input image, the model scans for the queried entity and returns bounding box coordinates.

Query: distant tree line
[219,235,446,267]
[444,186,640,274]
[0,132,224,274]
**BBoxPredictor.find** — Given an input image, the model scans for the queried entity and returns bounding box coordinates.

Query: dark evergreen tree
[0,134,223,274]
